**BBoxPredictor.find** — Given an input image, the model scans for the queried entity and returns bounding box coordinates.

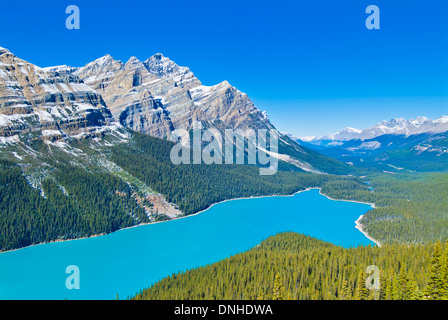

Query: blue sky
[1,0,447,137]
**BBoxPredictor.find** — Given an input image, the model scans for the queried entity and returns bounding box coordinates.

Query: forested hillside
[133,232,448,300]
[111,132,355,216]
[0,159,149,251]
[321,173,448,244]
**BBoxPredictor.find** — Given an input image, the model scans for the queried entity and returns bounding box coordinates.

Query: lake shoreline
[0,187,380,254]
[316,190,381,247]
[355,214,382,247]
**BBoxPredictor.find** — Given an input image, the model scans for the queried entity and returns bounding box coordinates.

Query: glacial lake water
[0,188,375,300]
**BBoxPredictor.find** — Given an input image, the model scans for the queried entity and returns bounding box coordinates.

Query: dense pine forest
[133,232,448,300]
[0,159,150,251]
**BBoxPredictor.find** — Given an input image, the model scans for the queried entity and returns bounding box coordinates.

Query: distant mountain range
[305,116,448,143]
[293,117,448,172]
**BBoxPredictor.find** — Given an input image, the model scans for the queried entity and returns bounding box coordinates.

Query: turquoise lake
[0,188,375,300]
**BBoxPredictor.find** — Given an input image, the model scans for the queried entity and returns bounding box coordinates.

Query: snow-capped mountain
[0,46,355,175]
[0,47,276,150]
[65,52,275,139]
[310,116,448,143]
[52,51,356,174]
[320,127,362,142]
[296,116,448,172]
[0,46,124,148]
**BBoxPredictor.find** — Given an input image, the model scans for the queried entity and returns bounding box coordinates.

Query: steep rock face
[74,55,172,138]
[190,81,271,131]
[73,53,274,139]
[0,47,115,143]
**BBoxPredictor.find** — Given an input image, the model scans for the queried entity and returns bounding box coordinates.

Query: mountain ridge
[306,116,448,143]
[0,46,355,175]
[294,116,448,172]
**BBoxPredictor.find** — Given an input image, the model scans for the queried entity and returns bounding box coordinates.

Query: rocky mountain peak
[152,53,165,60]
[95,54,114,64]
[124,56,146,72]
[143,53,186,78]
[81,54,123,74]
[125,56,141,64]
[66,50,275,139]
[410,116,430,126]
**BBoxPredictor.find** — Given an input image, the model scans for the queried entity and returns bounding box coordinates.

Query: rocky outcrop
[0,46,116,143]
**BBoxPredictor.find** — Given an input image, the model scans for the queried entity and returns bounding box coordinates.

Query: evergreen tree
[382,268,393,300]
[339,278,351,300]
[391,275,400,300]
[273,273,284,300]
[354,270,368,300]
[407,276,420,300]
[257,288,264,300]
[397,268,409,300]
[425,241,444,299]
[440,241,448,298]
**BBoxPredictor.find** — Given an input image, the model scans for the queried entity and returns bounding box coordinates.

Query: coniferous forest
[0,159,150,251]
[133,232,448,300]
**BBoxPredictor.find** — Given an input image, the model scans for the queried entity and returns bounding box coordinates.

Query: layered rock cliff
[0,46,118,144]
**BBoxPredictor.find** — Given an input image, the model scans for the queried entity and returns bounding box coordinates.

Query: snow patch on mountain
[346,141,381,151]
[312,116,448,142]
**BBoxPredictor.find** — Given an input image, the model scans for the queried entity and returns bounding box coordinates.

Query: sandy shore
[0,187,381,253]
[317,189,377,209]
[355,214,382,247]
